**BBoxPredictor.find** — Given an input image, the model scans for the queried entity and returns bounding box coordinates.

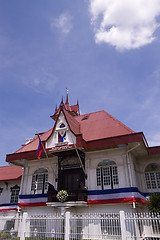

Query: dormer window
[82,115,89,121]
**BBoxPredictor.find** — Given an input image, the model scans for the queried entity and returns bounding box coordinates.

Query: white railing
[0,211,159,240]
[125,212,160,239]
[70,212,121,240]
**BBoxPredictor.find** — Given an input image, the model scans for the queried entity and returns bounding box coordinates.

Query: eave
[83,132,148,151]
[148,146,160,155]
[6,132,156,164]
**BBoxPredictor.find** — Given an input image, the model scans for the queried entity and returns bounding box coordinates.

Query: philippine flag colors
[36,135,43,159]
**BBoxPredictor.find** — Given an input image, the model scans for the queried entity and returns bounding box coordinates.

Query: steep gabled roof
[6,97,154,163]
[0,165,23,181]
[75,110,135,142]
[63,108,81,135]
[8,109,135,156]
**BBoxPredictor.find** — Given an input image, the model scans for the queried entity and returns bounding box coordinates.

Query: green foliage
[12,237,20,240]
[0,232,11,239]
[0,232,19,240]
[147,193,160,213]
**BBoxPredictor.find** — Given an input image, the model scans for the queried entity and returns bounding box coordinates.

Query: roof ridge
[75,110,105,118]
[75,109,133,132]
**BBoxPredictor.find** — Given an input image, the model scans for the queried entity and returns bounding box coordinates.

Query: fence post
[120,211,127,240]
[64,211,70,240]
[20,212,28,240]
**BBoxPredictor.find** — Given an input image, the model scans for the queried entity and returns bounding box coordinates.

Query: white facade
[15,143,160,216]
[4,99,160,240]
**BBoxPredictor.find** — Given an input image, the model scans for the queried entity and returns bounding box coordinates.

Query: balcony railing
[47,189,87,202]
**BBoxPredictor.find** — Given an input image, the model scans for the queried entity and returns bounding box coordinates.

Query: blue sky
[1,0,160,166]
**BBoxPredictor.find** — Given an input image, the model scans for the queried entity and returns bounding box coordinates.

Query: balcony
[47,189,87,202]
[47,188,87,203]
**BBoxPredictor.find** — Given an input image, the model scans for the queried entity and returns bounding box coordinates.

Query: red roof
[6,98,155,162]
[64,108,81,135]
[7,109,135,157]
[75,110,135,141]
[16,128,52,154]
[0,165,23,181]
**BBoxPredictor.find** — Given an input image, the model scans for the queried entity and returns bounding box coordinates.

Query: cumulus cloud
[89,0,160,51]
[51,12,72,35]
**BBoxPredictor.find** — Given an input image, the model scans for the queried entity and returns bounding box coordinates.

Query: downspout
[126,143,140,208]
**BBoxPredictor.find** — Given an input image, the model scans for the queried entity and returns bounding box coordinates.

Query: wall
[86,147,131,190]
[0,180,21,205]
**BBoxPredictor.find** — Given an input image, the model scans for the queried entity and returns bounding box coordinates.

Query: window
[31,168,48,194]
[96,160,119,190]
[4,220,15,231]
[59,123,65,128]
[145,163,160,190]
[10,185,20,203]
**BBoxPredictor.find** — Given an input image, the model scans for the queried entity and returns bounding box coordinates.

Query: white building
[5,96,160,218]
[0,166,22,232]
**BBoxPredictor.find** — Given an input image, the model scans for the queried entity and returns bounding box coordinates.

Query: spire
[65,88,69,104]
[51,95,80,121]
[77,99,80,115]
[60,96,64,107]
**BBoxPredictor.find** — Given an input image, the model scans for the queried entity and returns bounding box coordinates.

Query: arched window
[145,163,160,190]
[96,160,119,190]
[31,168,48,194]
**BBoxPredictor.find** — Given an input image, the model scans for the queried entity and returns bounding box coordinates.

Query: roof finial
[65,88,69,104]
[60,96,64,107]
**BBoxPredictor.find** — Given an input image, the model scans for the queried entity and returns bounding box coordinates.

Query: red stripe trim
[87,197,146,205]
[18,202,47,207]
[0,208,17,212]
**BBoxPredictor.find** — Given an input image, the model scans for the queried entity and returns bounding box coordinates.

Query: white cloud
[89,0,160,51]
[51,12,72,35]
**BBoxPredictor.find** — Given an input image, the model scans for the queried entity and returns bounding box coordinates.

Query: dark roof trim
[84,132,148,150]
[0,176,22,182]
[148,146,160,155]
[6,132,156,162]
[6,150,37,162]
